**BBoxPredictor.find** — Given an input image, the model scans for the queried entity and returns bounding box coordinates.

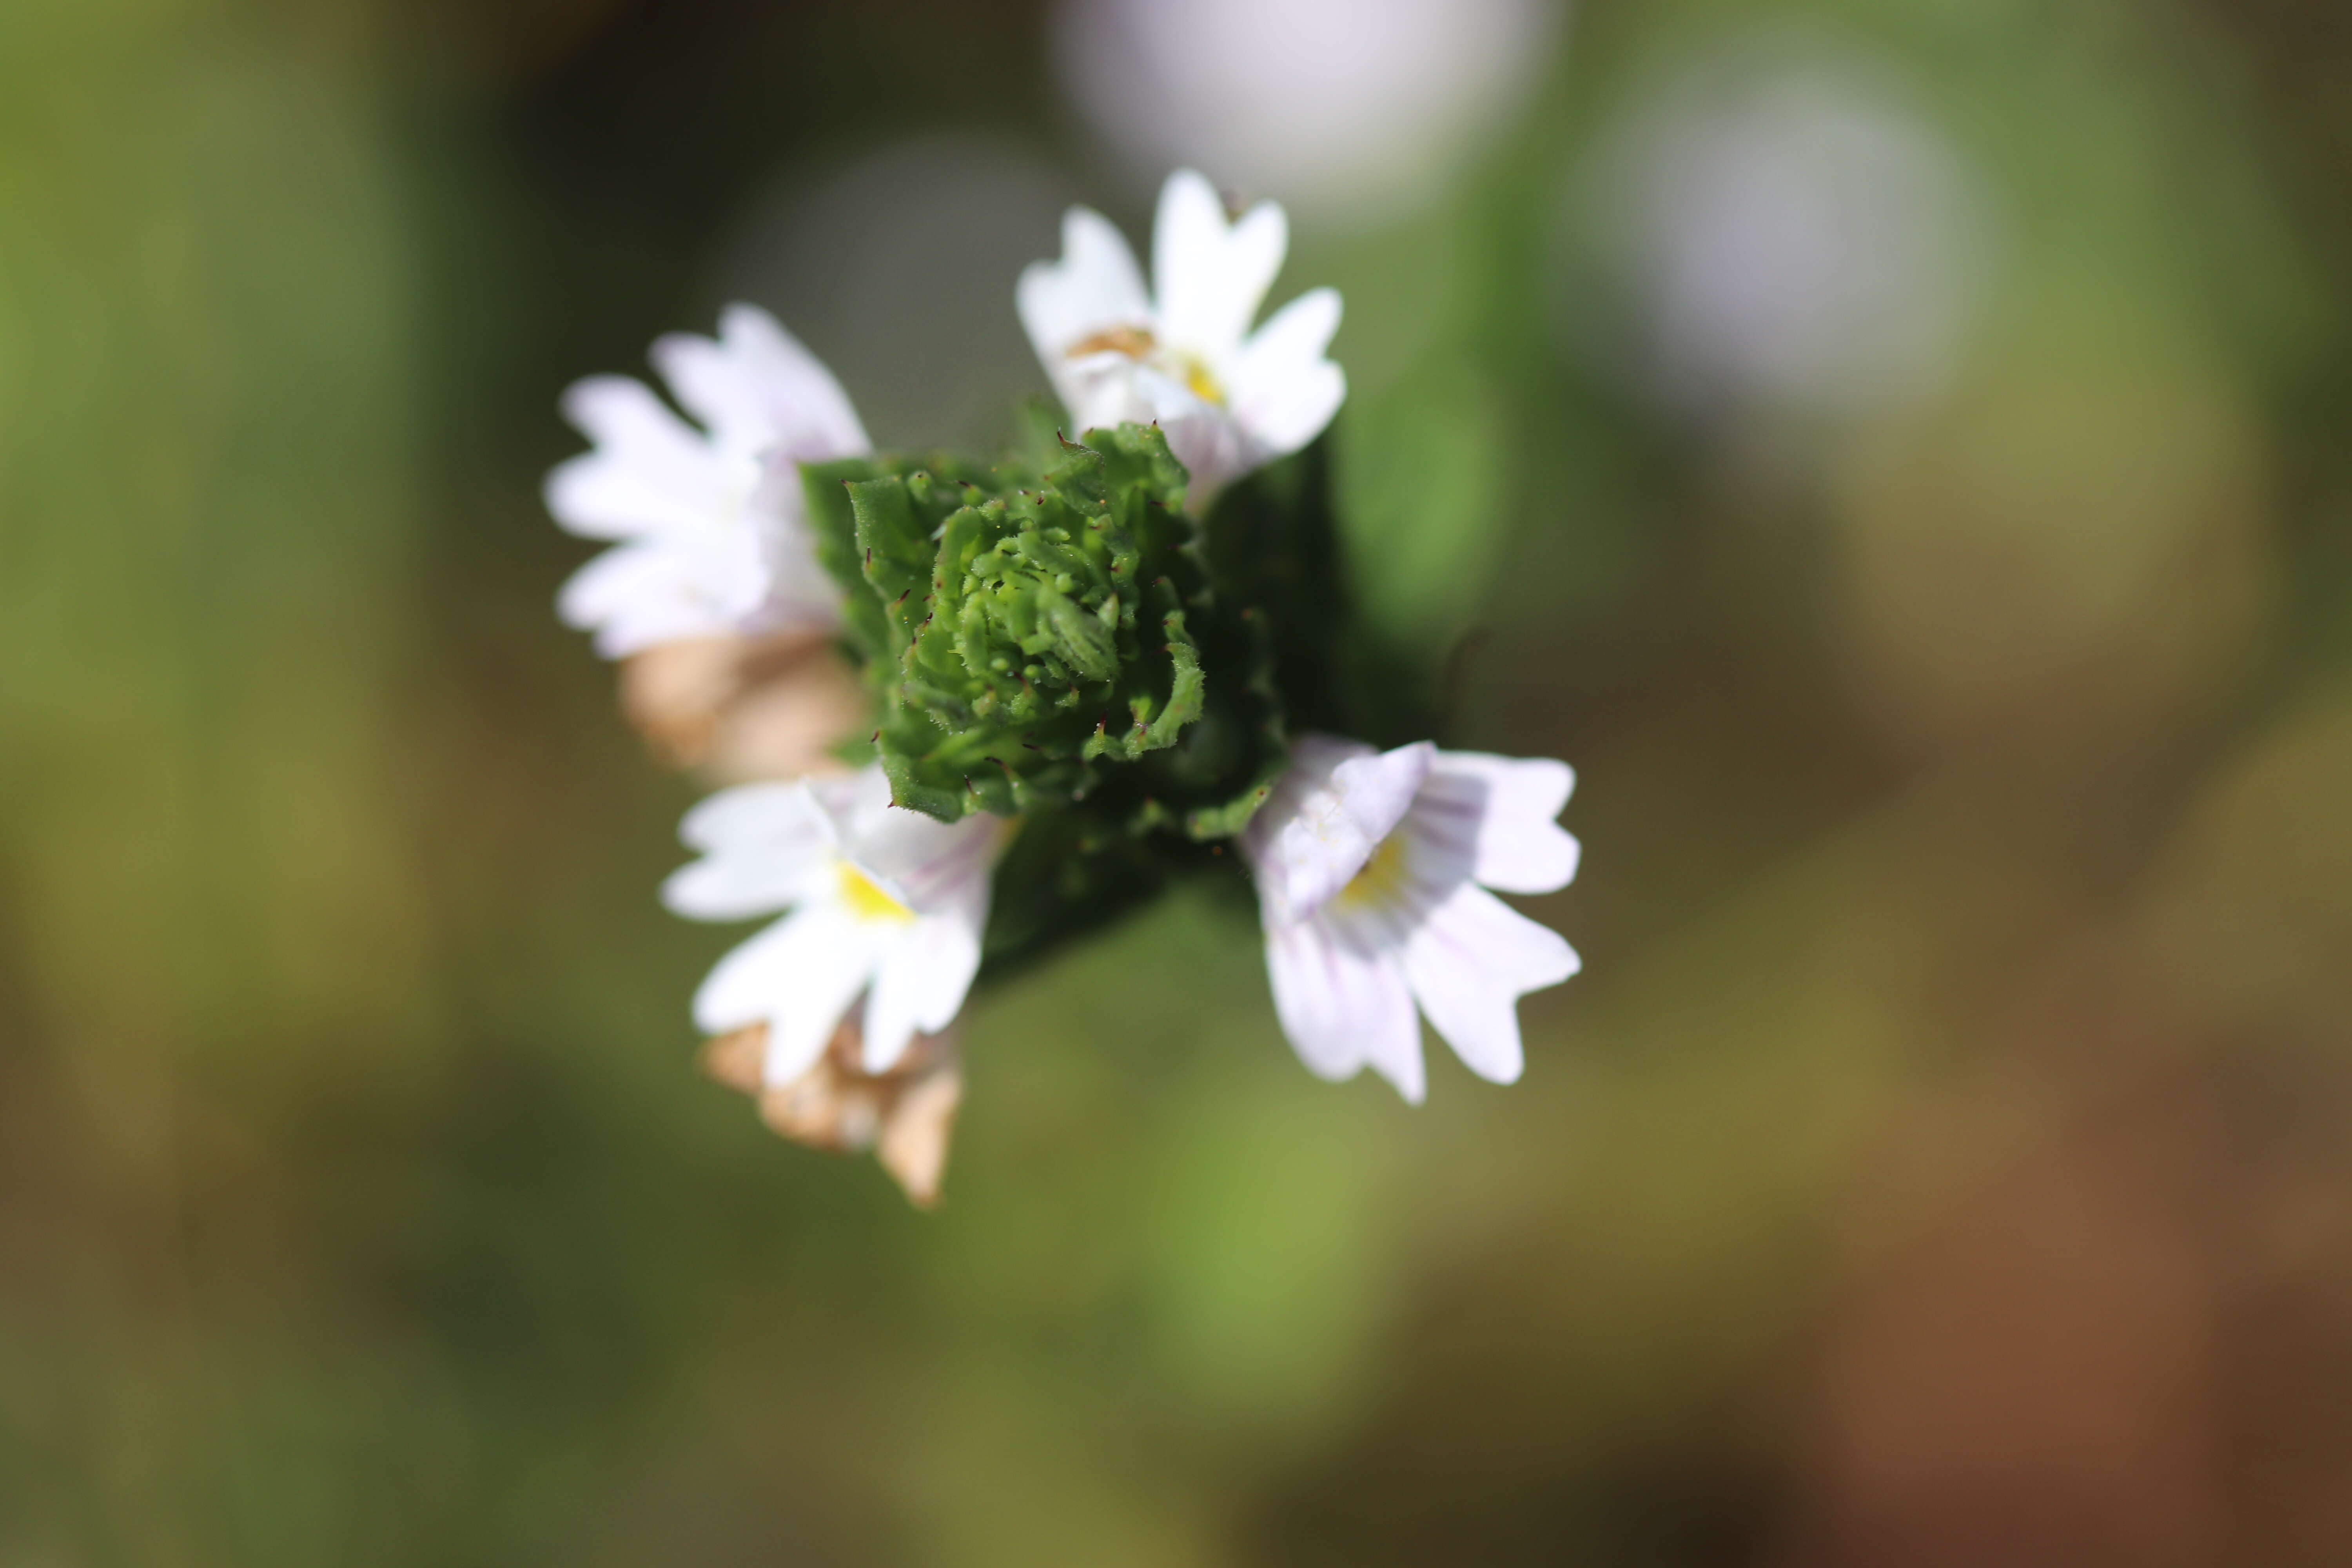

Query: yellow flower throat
[1336,834,1409,911]
[838,861,915,924]
[1066,325,1225,406]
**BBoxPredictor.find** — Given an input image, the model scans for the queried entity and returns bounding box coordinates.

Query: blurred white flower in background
[663,767,1006,1087]
[1020,168,1344,501]
[1053,0,1564,226]
[1244,736,1581,1104]
[548,305,868,656]
[1585,49,1997,423]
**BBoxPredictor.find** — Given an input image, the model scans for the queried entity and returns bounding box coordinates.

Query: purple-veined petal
[1247,738,1435,925]
[1400,881,1579,1085]
[1421,751,1579,895]
[1264,916,1425,1102]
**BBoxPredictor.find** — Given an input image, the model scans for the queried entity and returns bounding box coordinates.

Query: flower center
[837,860,915,925]
[1179,354,1226,406]
[1064,325,1226,407]
[1335,833,1410,911]
[1068,325,1158,361]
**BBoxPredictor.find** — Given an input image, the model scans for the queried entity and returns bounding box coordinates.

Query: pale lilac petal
[1152,171,1287,362]
[555,539,743,657]
[546,376,735,540]
[746,450,849,631]
[718,301,871,456]
[862,910,984,1073]
[557,513,769,653]
[1106,361,1242,499]
[1157,406,1250,503]
[1244,734,1367,893]
[807,765,898,838]
[890,821,1006,918]
[691,904,882,1082]
[1096,359,1242,501]
[1400,882,1579,1085]
[655,304,870,462]
[1264,917,1424,1102]
[1243,733,1361,822]
[808,770,1005,917]
[1421,752,1580,895]
[1247,739,1435,925]
[645,325,742,448]
[557,373,702,459]
[1225,287,1345,460]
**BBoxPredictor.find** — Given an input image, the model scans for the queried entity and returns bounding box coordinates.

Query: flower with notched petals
[547,304,868,657]
[1243,735,1580,1102]
[1018,169,1343,503]
[664,766,1007,1087]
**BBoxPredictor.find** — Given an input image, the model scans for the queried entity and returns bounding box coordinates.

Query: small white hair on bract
[1051,0,1565,228]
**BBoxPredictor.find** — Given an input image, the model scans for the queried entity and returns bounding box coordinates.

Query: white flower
[1051,0,1561,225]
[662,765,1006,1086]
[547,304,869,658]
[1243,735,1580,1102]
[1017,168,1344,502]
[1592,55,1994,421]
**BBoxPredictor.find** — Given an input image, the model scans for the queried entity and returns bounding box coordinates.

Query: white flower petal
[654,303,870,463]
[1225,287,1345,461]
[644,325,746,451]
[1058,355,1168,434]
[807,765,897,837]
[1400,881,1579,1085]
[1161,415,1249,503]
[849,810,1005,918]
[1246,738,1435,925]
[862,911,984,1073]
[1264,917,1425,1102]
[545,376,735,540]
[691,904,882,1082]
[548,312,866,657]
[1100,358,1249,500]
[663,783,835,920]
[1152,170,1287,362]
[1019,206,1153,414]
[1420,752,1580,895]
[677,779,826,856]
[556,539,744,657]
[720,301,872,457]
[746,450,849,632]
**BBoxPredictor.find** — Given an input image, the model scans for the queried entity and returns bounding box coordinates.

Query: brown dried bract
[701,1018,963,1209]
[621,631,866,784]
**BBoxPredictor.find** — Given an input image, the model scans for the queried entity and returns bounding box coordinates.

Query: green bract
[803,424,1287,840]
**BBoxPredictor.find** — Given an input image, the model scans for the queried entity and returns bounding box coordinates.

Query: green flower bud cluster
[803,424,1287,844]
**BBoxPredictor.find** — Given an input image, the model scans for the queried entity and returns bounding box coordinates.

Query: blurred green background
[10,0,2352,1561]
